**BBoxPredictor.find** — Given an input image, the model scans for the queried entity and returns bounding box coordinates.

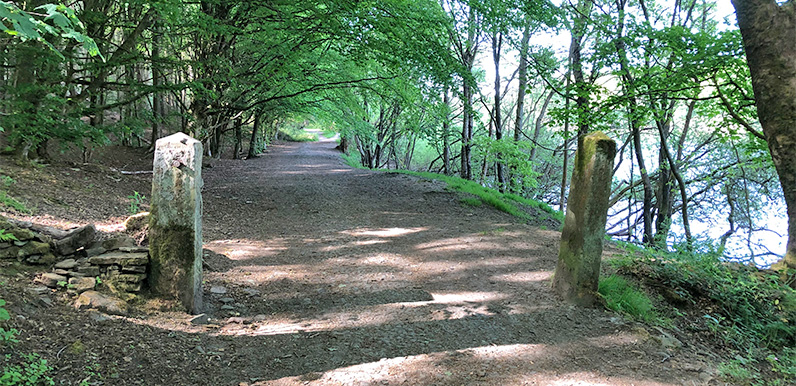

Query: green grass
[460,197,483,207]
[598,274,657,323]
[341,152,367,169]
[392,170,563,223]
[278,127,318,142]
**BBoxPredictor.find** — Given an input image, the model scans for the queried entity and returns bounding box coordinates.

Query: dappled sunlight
[320,239,390,252]
[342,227,427,238]
[278,169,352,175]
[205,239,288,260]
[214,291,512,337]
[414,235,513,253]
[94,222,126,233]
[428,291,508,304]
[356,253,415,268]
[413,258,527,278]
[491,270,553,283]
[260,339,680,386]
[5,212,128,234]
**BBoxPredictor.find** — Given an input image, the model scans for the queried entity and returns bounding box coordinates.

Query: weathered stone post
[552,131,616,306]
[149,132,203,314]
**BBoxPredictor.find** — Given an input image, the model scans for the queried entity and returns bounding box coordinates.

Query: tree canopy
[0,0,791,269]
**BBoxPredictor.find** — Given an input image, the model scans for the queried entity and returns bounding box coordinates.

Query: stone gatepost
[552,131,616,306]
[149,132,203,314]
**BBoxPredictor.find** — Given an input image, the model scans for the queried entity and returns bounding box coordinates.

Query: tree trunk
[150,18,163,150]
[492,32,506,192]
[615,0,654,244]
[514,23,531,143]
[233,118,242,159]
[732,0,796,270]
[247,112,261,158]
[529,91,554,162]
[461,80,473,180]
[442,88,452,175]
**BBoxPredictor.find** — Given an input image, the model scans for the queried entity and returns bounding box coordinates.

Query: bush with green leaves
[612,245,796,384]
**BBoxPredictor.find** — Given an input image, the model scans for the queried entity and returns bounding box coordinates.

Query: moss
[148,225,194,297]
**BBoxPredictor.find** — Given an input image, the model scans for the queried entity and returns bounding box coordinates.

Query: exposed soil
[0,135,726,385]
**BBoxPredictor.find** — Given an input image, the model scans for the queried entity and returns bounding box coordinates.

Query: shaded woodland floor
[0,135,725,385]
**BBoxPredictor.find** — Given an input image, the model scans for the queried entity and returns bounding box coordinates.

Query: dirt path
[1,137,720,385]
[190,137,715,385]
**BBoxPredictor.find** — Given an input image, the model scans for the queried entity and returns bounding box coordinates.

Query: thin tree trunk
[149,18,163,150]
[443,88,452,175]
[615,0,654,244]
[514,23,531,143]
[247,112,261,158]
[233,118,242,159]
[492,32,506,192]
[529,91,554,162]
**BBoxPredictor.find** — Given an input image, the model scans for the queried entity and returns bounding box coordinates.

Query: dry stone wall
[0,216,149,297]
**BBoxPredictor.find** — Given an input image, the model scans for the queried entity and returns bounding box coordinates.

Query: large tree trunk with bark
[732,0,796,270]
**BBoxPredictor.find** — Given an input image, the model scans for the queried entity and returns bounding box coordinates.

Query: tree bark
[492,32,506,192]
[247,112,261,158]
[150,18,163,151]
[529,91,554,162]
[233,118,242,159]
[615,0,654,244]
[732,0,796,269]
[442,88,452,175]
[514,23,531,143]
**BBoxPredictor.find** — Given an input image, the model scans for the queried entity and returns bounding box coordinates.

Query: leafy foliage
[0,1,102,58]
[622,247,795,350]
[598,275,657,323]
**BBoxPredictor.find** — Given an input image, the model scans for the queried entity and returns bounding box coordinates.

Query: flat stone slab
[36,273,67,288]
[210,286,227,294]
[89,252,148,266]
[55,258,79,269]
[69,277,96,293]
[119,246,149,253]
[74,290,127,315]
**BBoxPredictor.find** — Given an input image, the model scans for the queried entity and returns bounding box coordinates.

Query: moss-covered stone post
[149,132,203,314]
[553,131,616,306]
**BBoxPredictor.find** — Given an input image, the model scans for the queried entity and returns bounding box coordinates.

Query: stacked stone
[1,216,149,299]
[0,220,56,265]
[89,247,149,293]
[35,240,148,294]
